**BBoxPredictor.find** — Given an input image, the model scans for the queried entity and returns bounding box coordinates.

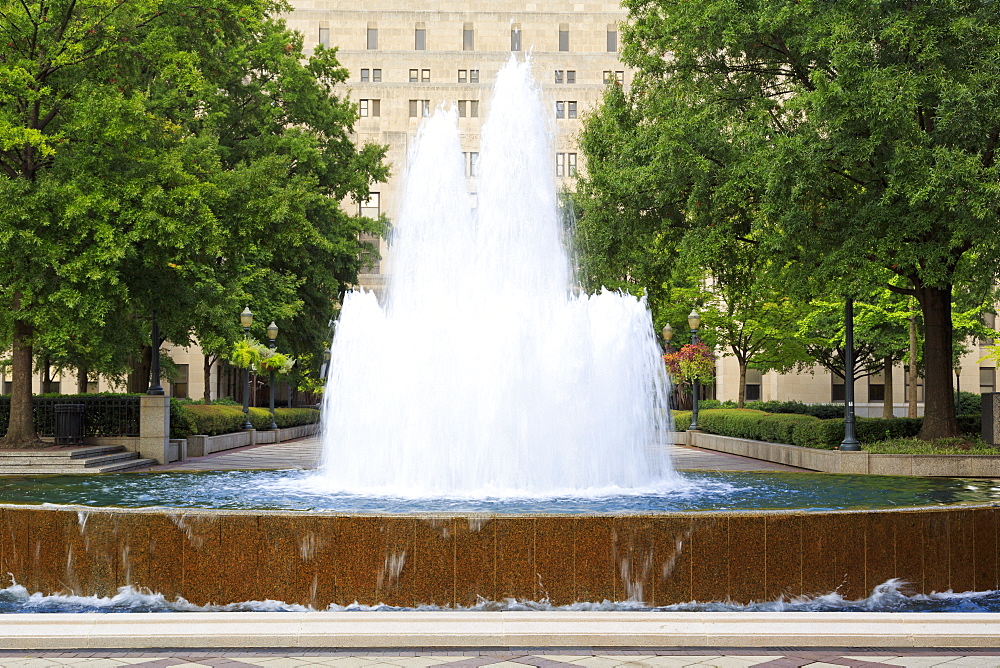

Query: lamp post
[661,323,674,354]
[267,321,279,430]
[688,309,702,431]
[240,306,254,430]
[840,297,861,451]
[147,315,164,396]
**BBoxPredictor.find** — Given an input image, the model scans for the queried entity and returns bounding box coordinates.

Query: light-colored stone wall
[283,0,629,280]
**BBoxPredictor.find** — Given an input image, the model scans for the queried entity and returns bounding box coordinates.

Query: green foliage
[743,401,845,421]
[957,391,983,417]
[865,438,1000,456]
[172,404,320,438]
[583,0,1000,439]
[671,408,982,449]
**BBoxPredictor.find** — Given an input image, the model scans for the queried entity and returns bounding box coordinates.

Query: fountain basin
[1,494,996,607]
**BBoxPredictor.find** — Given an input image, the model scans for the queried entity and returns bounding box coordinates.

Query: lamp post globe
[661,323,674,352]
[240,307,254,430]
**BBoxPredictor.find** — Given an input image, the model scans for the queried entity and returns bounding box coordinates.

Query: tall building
[283,0,630,291]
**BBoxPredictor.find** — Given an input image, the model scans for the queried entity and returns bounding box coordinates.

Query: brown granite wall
[0,504,994,607]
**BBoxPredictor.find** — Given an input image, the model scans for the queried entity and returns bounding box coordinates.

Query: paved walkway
[152,437,805,473]
[2,647,1000,666]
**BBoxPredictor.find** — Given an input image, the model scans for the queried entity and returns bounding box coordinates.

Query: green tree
[582,0,1000,439]
[0,0,386,445]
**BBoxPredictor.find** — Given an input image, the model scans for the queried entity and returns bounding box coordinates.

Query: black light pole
[267,321,278,430]
[840,297,861,451]
[147,315,164,396]
[240,306,254,430]
[688,309,702,430]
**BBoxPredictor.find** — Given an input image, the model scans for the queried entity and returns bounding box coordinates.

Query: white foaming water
[315,58,676,497]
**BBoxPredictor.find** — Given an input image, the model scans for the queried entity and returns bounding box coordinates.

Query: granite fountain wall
[1,503,995,607]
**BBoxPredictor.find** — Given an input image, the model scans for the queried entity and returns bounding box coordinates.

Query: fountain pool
[0,58,993,613]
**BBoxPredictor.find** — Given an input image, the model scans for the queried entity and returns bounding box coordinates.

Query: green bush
[744,400,844,420]
[172,405,320,438]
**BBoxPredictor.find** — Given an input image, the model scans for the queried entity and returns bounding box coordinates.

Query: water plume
[317,57,676,496]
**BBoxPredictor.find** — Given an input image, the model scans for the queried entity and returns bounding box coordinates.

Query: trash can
[54,404,85,445]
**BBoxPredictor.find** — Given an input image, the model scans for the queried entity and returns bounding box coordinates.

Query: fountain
[315,58,674,498]
[0,58,996,613]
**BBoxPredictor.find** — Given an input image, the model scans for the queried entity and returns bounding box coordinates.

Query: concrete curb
[2,612,1000,649]
[678,431,1000,477]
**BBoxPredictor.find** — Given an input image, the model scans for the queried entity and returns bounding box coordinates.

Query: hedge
[171,404,320,438]
[672,408,983,449]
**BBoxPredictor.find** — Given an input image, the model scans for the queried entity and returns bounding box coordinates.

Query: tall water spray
[317,58,676,496]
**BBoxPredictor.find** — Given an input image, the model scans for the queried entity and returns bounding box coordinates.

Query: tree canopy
[0,0,387,445]
[578,0,1000,439]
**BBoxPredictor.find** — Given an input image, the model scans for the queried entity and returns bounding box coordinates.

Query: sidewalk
[152,437,805,473]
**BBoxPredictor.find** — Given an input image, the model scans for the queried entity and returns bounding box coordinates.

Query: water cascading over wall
[317,58,676,497]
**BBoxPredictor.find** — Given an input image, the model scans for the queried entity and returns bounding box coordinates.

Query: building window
[831,378,845,403]
[359,193,381,273]
[172,364,189,399]
[556,153,578,177]
[458,100,479,118]
[982,312,997,347]
[567,101,577,119]
[409,99,430,117]
[566,70,576,84]
[903,375,925,401]
[470,69,479,83]
[409,69,418,83]
[459,69,479,84]
[558,26,569,51]
[359,99,380,117]
[511,26,522,51]
[868,370,885,402]
[367,27,378,50]
[415,28,426,50]
[361,68,370,82]
[607,29,618,52]
[372,68,381,82]
[422,68,430,82]
[463,24,474,50]
[745,368,762,402]
[982,367,997,394]
[555,101,565,119]
[462,152,479,178]
[604,70,625,85]
[318,27,330,48]
[555,70,564,84]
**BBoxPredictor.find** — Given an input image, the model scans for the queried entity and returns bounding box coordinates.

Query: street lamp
[240,307,253,430]
[688,309,702,431]
[661,323,674,353]
[840,297,861,451]
[147,314,164,396]
[267,321,279,430]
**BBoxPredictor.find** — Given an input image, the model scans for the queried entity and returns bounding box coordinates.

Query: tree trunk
[2,307,42,448]
[203,355,215,404]
[77,365,89,394]
[908,314,918,418]
[915,284,960,440]
[737,361,747,408]
[882,356,894,419]
[41,356,52,394]
[127,346,152,394]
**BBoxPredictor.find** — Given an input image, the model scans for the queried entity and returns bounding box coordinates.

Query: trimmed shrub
[173,405,320,438]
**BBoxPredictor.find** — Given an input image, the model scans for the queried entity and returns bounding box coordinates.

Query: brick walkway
[2,647,999,666]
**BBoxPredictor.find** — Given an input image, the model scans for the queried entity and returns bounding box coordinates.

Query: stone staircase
[0,445,157,475]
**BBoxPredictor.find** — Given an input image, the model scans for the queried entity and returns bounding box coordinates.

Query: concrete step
[0,446,124,460]
[81,451,143,468]
[94,458,158,473]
